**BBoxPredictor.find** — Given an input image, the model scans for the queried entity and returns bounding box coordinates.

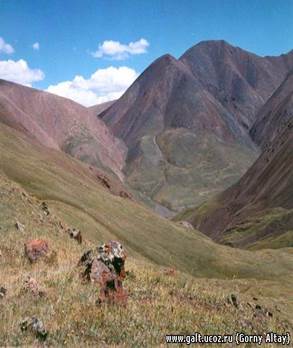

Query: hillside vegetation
[0,173,292,346]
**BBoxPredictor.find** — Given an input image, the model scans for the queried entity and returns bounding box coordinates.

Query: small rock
[0,286,7,299]
[20,318,30,332]
[162,267,176,276]
[23,276,45,297]
[24,239,49,263]
[227,293,239,308]
[41,202,50,216]
[67,228,82,244]
[178,221,194,229]
[255,304,262,310]
[15,220,25,232]
[96,174,111,189]
[20,317,48,341]
[31,317,48,341]
[119,191,132,199]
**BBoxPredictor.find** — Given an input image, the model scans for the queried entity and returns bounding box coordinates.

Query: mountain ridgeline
[176,67,293,249]
[99,40,293,214]
[0,79,127,180]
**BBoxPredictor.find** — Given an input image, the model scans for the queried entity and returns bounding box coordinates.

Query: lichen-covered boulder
[78,240,127,304]
[97,240,127,278]
[24,239,49,263]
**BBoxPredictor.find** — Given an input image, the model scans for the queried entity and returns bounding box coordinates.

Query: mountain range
[98,40,293,214]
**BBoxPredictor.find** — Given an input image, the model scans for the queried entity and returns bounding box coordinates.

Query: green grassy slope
[1,122,293,281]
[175,123,293,250]
[1,122,293,346]
[175,197,293,251]
[0,175,292,346]
[126,129,258,212]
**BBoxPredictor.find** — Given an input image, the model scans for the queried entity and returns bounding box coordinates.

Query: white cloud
[92,38,149,60]
[0,59,44,86]
[47,66,138,106]
[0,37,14,54]
[32,42,40,51]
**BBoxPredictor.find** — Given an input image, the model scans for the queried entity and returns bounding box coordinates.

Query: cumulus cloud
[47,66,138,106]
[32,42,40,51]
[0,59,44,86]
[0,37,14,54]
[92,38,149,60]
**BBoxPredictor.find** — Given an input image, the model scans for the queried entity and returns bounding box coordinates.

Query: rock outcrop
[24,239,49,263]
[78,241,127,304]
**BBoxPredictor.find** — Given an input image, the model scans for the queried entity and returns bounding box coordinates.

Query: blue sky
[0,0,292,105]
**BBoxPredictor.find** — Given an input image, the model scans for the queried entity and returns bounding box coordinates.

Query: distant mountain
[180,40,293,129]
[99,41,293,212]
[176,72,293,249]
[88,100,116,116]
[0,79,126,180]
[250,70,293,148]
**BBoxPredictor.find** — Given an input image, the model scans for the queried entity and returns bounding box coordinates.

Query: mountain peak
[149,53,179,69]
[180,39,248,61]
[194,39,232,48]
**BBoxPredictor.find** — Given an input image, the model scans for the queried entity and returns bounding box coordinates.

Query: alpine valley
[0,40,293,346]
